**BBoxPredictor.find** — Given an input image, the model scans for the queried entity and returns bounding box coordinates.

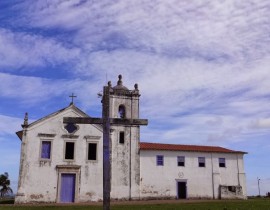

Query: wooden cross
[69,93,77,104]
[63,86,148,210]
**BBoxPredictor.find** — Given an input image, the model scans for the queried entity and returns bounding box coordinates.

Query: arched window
[118,105,126,118]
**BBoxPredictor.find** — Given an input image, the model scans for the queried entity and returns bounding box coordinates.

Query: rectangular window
[65,142,75,160]
[41,141,51,159]
[219,158,226,167]
[177,156,185,166]
[119,131,125,144]
[88,143,97,161]
[198,157,205,167]
[156,155,164,166]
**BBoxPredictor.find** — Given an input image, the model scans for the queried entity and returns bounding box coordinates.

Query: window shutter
[41,141,51,159]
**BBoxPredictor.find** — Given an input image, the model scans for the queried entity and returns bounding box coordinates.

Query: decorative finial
[24,112,28,125]
[134,83,138,90]
[117,74,123,86]
[108,81,112,87]
[69,93,77,105]
[22,112,28,128]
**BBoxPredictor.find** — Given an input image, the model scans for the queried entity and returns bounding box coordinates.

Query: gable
[16,104,102,140]
[27,104,89,129]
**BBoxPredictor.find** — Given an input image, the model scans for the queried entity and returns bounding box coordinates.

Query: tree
[0,172,13,197]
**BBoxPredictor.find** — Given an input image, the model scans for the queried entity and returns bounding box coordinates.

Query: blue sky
[0,0,270,196]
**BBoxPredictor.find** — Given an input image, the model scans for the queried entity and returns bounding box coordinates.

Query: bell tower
[109,75,141,200]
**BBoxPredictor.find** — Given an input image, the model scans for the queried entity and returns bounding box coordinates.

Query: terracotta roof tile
[140,142,247,154]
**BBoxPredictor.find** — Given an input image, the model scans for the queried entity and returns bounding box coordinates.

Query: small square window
[219,158,226,167]
[41,141,51,159]
[88,143,97,161]
[119,132,125,144]
[65,142,75,160]
[198,157,205,167]
[156,155,164,166]
[177,156,185,166]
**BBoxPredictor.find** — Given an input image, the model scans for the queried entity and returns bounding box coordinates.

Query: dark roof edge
[16,130,23,141]
[140,142,247,154]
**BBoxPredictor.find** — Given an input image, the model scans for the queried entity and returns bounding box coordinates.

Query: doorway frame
[56,165,81,203]
[176,179,188,199]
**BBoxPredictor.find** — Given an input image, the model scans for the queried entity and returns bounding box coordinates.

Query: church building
[15,75,247,203]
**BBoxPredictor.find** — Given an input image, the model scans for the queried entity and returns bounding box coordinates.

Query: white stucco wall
[140,150,247,199]
[110,94,141,200]
[15,106,104,203]
[15,93,142,204]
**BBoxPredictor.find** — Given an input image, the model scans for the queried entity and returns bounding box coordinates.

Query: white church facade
[15,75,247,203]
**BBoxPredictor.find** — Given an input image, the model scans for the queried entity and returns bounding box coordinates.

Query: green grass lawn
[0,199,269,210]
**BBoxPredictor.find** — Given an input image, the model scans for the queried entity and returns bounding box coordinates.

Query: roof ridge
[140,142,222,148]
[140,142,247,154]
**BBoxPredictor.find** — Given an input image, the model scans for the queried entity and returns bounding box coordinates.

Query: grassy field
[0,199,270,210]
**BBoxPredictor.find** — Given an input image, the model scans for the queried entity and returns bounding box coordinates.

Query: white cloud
[2,51,270,145]
[0,115,22,135]
[249,118,270,129]
[0,28,80,70]
[15,0,270,62]
[0,72,103,112]
[1,45,265,145]
[0,73,65,103]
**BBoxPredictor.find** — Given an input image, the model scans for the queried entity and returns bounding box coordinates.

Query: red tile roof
[140,142,247,154]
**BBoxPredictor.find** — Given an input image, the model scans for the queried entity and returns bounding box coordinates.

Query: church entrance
[60,174,76,203]
[56,165,80,203]
[177,181,187,199]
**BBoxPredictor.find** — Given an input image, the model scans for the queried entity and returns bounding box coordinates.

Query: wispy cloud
[0,73,66,103]
[0,115,22,136]
[1,0,270,145]
[0,73,103,114]
[14,0,270,61]
[0,28,80,70]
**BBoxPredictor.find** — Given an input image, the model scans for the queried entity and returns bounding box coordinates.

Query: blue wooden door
[60,174,76,203]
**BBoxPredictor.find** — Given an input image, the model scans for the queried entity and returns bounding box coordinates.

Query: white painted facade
[140,150,246,199]
[15,105,105,203]
[15,76,247,203]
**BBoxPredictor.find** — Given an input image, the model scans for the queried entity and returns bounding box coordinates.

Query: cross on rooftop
[69,93,77,105]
